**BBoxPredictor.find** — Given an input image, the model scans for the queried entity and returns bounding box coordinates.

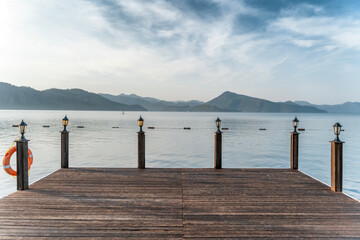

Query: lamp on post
[290,117,300,170]
[16,120,29,190]
[331,122,344,192]
[333,122,342,142]
[138,116,145,169]
[214,117,222,169]
[62,115,69,132]
[292,116,299,133]
[19,120,27,141]
[138,116,144,133]
[61,115,69,168]
[216,117,221,133]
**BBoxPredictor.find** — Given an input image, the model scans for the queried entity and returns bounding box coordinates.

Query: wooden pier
[1,168,360,239]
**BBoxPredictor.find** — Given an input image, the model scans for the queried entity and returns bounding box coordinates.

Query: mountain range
[0,82,358,113]
[100,93,202,112]
[101,91,325,113]
[0,82,145,111]
[294,101,360,114]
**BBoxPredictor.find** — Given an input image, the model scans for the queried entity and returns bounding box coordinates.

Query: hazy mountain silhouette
[101,93,203,111]
[103,91,326,113]
[0,82,145,111]
[3,82,357,113]
[191,91,326,113]
[295,101,360,114]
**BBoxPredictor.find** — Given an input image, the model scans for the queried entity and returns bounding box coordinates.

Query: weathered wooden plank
[0,168,360,239]
[181,169,360,238]
[0,168,183,239]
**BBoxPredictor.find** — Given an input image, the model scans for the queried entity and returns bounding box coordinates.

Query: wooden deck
[1,168,360,239]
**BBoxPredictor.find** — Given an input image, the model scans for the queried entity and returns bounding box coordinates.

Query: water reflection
[0,110,359,200]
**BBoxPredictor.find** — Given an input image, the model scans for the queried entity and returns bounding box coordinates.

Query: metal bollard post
[16,120,29,190]
[214,117,222,169]
[330,122,344,192]
[138,131,145,169]
[16,139,29,190]
[61,115,69,168]
[290,117,300,170]
[137,116,145,169]
[61,131,69,168]
[290,132,299,170]
[331,141,343,192]
[214,131,222,169]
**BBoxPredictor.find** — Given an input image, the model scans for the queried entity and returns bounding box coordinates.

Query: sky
[1,0,360,104]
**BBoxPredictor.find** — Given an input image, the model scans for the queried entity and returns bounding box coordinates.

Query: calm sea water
[0,110,359,200]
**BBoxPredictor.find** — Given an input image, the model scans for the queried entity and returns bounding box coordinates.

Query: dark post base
[331,141,343,192]
[290,132,299,170]
[214,132,222,169]
[16,139,29,190]
[138,132,145,169]
[61,131,69,168]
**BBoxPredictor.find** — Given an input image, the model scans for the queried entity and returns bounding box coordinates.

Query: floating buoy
[184,127,191,130]
[148,127,155,129]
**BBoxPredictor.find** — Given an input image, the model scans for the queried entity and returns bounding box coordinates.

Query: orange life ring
[2,146,33,176]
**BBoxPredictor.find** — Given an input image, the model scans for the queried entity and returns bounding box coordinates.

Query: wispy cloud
[0,0,360,103]
[292,39,318,48]
[271,15,360,50]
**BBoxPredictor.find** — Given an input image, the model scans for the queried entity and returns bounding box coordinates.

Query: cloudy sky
[1,0,360,104]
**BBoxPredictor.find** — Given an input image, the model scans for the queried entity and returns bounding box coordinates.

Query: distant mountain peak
[203,91,326,113]
[294,101,313,106]
[221,91,238,96]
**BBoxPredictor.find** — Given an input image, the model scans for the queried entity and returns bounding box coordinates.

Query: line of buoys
[9,124,306,132]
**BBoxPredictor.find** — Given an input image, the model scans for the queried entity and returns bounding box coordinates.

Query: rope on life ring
[2,145,33,177]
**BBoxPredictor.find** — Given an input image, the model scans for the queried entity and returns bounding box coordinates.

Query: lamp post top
[138,115,144,133]
[215,117,222,133]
